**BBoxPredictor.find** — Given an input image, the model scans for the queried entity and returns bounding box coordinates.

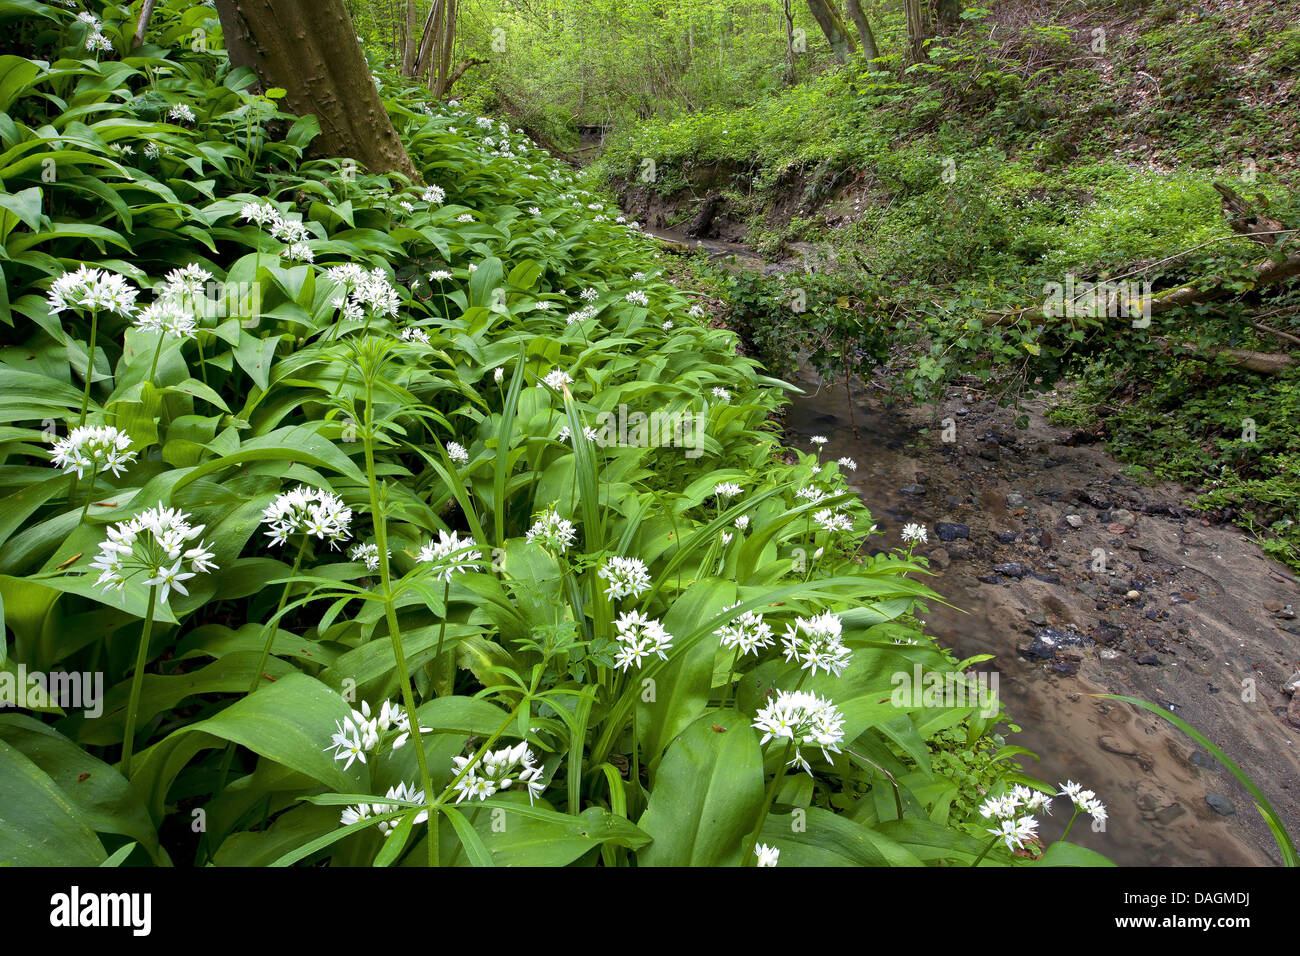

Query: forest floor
[638,226,1300,866]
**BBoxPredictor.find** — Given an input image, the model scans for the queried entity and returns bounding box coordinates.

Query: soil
[783,364,1300,866]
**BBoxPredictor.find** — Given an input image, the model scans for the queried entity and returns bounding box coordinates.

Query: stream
[648,226,1300,867]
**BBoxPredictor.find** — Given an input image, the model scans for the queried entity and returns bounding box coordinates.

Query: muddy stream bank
[648,227,1300,866]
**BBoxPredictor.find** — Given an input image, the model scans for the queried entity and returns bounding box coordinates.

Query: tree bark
[213,0,421,182]
[401,0,419,77]
[132,0,157,50]
[904,0,930,63]
[845,0,881,63]
[804,0,857,64]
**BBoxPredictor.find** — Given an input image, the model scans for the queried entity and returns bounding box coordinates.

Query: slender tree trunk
[782,0,796,84]
[433,0,458,96]
[132,0,157,49]
[401,0,419,76]
[844,0,881,63]
[214,0,422,182]
[904,0,930,63]
[413,0,444,80]
[803,0,857,64]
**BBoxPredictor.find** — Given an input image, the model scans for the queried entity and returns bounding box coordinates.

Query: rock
[977,574,1003,585]
[1137,653,1161,666]
[1205,793,1236,816]
[948,541,972,560]
[993,562,1025,578]
[1027,609,1048,627]
[1065,514,1084,528]
[1005,493,1027,508]
[1284,672,1300,696]
[1107,523,1129,535]
[928,547,951,570]
[977,443,1000,461]
[936,521,969,541]
[995,530,1018,544]
[1189,751,1213,769]
[900,483,926,496]
[1030,571,1061,584]
[1125,590,1141,601]
[1287,695,1300,730]
[1111,508,1137,527]
[1019,627,1088,660]
[1099,648,1121,660]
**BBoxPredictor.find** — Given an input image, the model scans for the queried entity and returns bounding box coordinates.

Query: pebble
[1066,514,1084,528]
[900,483,926,496]
[936,521,970,541]
[1125,589,1141,600]
[993,562,1026,578]
[1205,793,1236,816]
[1005,493,1026,507]
[1111,508,1137,527]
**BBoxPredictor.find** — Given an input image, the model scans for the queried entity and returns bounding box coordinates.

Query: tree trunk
[781,0,797,84]
[213,0,421,182]
[413,0,444,81]
[804,0,857,64]
[844,0,881,63]
[433,0,458,96]
[132,0,157,50]
[400,0,419,77]
[934,0,964,33]
[904,0,930,63]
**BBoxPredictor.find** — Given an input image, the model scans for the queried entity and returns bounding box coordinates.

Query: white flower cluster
[79,12,112,52]
[422,185,446,204]
[538,368,572,390]
[612,610,674,670]
[714,604,774,656]
[326,699,431,771]
[624,290,649,307]
[752,689,846,775]
[416,530,482,582]
[135,263,213,340]
[979,784,1053,852]
[781,611,852,677]
[261,485,353,548]
[452,741,545,803]
[240,201,314,261]
[754,843,780,866]
[324,264,401,321]
[714,481,743,500]
[711,387,730,402]
[566,305,598,325]
[340,782,428,836]
[87,503,217,604]
[49,425,136,479]
[47,265,139,316]
[401,326,430,346]
[1059,780,1108,825]
[599,556,652,601]
[901,523,927,544]
[526,508,577,553]
[168,103,195,124]
[349,542,390,572]
[813,508,854,534]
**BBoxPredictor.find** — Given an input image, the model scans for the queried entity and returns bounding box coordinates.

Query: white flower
[662,319,673,330]
[49,425,136,479]
[612,609,674,670]
[398,200,414,213]
[794,486,827,505]
[688,304,705,318]
[781,611,852,678]
[429,269,453,281]
[261,485,352,548]
[711,387,731,402]
[813,508,854,534]
[493,367,504,383]
[630,271,647,281]
[810,435,828,446]
[446,441,470,464]
[624,290,649,307]
[452,741,545,804]
[538,368,572,390]
[1058,781,1106,823]
[401,327,430,346]
[580,288,599,301]
[47,266,139,316]
[348,542,389,572]
[456,213,475,223]
[282,242,314,262]
[734,515,750,530]
[599,556,652,601]
[714,604,774,656]
[714,482,742,499]
[134,297,197,339]
[754,843,780,867]
[417,529,482,581]
[752,689,845,775]
[987,816,1040,852]
[526,509,577,553]
[161,263,213,300]
[167,103,195,124]
[423,184,446,204]
[374,782,428,837]
[86,503,217,604]
[326,699,428,770]
[837,457,857,471]
[901,523,927,544]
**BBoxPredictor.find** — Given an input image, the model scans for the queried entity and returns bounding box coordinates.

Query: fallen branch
[1177,342,1296,375]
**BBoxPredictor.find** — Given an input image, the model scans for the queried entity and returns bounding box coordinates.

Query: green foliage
[0,0,1092,868]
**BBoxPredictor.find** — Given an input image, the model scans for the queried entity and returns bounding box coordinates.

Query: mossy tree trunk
[213,0,422,183]
[803,0,857,64]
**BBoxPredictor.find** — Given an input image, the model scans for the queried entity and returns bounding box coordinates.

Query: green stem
[249,534,308,693]
[120,587,157,778]
[743,740,793,866]
[432,577,453,696]
[148,332,165,383]
[363,378,436,866]
[77,308,100,427]
[970,833,1002,868]
[78,470,97,525]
